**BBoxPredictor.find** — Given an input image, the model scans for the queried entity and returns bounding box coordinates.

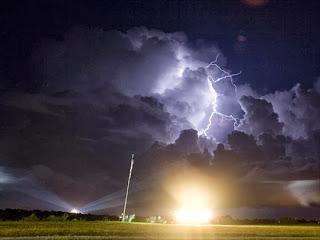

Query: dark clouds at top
[0,26,319,217]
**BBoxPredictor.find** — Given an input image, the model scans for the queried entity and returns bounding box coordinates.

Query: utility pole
[122,154,134,222]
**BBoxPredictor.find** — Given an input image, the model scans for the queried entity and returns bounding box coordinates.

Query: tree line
[0,209,319,225]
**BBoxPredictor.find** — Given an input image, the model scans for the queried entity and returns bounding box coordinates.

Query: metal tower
[122,154,134,222]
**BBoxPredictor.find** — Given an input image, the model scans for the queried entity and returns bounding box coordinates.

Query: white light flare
[199,54,242,137]
[175,207,213,225]
[70,208,80,214]
[174,186,214,225]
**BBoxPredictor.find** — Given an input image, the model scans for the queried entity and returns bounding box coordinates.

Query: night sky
[1,0,320,91]
[0,0,319,218]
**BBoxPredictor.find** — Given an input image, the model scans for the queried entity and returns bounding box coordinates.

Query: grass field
[0,221,319,240]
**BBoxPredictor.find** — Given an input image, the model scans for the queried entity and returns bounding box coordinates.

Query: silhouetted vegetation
[0,209,319,225]
[0,209,119,221]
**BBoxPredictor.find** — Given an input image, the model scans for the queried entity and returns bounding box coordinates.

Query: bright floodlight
[175,207,212,224]
[174,185,213,224]
[70,208,80,214]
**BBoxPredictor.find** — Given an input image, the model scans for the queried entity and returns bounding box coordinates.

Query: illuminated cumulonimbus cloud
[119,28,320,142]
[17,26,320,145]
[113,27,244,141]
[133,34,244,141]
[31,26,245,143]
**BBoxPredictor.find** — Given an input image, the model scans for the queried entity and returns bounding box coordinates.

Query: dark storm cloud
[231,83,320,178]
[0,88,180,208]
[133,128,319,210]
[213,129,319,178]
[263,83,320,139]
[30,27,183,96]
[27,26,227,139]
[238,96,284,136]
[209,130,320,208]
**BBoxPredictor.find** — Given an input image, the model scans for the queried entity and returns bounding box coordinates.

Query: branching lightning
[200,54,241,137]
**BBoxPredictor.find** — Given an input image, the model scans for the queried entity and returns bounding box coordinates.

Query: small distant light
[70,208,80,214]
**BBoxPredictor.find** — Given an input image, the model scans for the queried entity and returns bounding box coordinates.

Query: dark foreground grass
[0,221,319,240]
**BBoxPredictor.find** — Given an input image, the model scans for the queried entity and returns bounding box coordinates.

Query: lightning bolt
[200,54,241,137]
